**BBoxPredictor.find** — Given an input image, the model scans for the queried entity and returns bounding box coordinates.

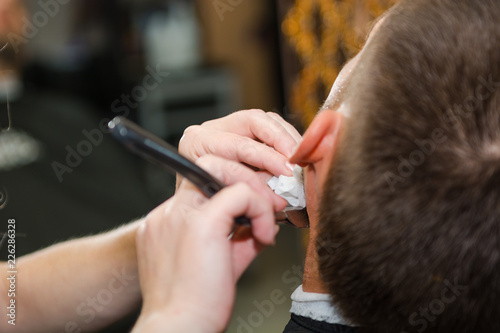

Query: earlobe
[289,111,343,166]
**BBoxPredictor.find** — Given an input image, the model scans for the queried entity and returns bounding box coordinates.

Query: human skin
[0,221,143,332]
[132,155,286,332]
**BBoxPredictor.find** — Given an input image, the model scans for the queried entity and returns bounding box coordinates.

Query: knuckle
[247,108,266,116]
[232,181,252,194]
[196,155,225,180]
[178,125,200,151]
[239,134,258,147]
[237,138,265,160]
[266,111,282,118]
[196,154,217,166]
[191,192,206,207]
[181,125,201,139]
[200,118,218,127]
[135,222,147,243]
[141,216,158,240]
[233,109,264,118]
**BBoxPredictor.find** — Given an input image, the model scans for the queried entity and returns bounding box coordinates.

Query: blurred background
[0,0,395,331]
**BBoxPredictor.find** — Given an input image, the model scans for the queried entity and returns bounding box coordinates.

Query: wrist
[94,218,144,299]
[104,218,143,267]
[134,307,210,333]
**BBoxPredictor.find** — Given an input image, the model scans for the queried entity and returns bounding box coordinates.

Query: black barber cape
[283,314,360,333]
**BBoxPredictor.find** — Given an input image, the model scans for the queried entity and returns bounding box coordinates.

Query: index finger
[205,109,300,159]
[194,154,287,212]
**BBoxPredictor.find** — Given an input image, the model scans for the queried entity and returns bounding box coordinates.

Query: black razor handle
[108,116,251,226]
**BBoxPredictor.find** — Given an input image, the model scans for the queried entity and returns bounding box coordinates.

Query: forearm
[0,219,143,332]
[133,300,228,333]
[133,311,209,333]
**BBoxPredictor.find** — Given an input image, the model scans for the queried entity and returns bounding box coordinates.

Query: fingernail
[271,224,280,245]
[274,224,280,235]
[286,162,295,172]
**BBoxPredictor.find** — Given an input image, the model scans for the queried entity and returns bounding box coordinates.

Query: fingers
[256,170,274,184]
[197,129,293,177]
[179,109,303,177]
[265,111,303,144]
[229,225,279,279]
[191,155,287,211]
[205,110,299,155]
[200,182,277,245]
[174,154,285,241]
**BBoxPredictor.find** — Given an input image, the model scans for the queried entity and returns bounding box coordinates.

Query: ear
[289,110,343,167]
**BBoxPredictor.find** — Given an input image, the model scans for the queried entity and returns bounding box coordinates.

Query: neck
[302,223,329,293]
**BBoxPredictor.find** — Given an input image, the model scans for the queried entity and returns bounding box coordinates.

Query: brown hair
[318,0,500,332]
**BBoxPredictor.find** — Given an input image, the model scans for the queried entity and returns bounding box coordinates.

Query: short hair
[317,0,500,332]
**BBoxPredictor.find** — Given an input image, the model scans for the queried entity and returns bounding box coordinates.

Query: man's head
[291,0,500,331]
[0,0,26,71]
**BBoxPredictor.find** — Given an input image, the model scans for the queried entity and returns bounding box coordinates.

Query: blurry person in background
[0,0,24,104]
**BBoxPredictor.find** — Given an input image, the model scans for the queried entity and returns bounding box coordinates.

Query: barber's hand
[133,155,287,333]
[178,110,302,187]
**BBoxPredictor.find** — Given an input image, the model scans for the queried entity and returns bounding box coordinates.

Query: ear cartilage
[268,165,306,211]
